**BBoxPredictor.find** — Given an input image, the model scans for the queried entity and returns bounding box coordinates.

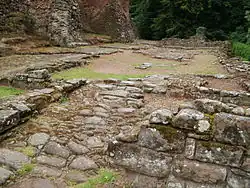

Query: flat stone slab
[109,143,172,178]
[67,141,89,155]
[32,165,62,177]
[28,133,50,146]
[100,90,129,98]
[0,149,30,170]
[36,155,66,168]
[69,156,98,171]
[0,167,13,185]
[44,142,70,158]
[173,159,227,184]
[6,178,65,188]
[65,171,87,183]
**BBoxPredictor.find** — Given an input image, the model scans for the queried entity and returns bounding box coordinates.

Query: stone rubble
[0,68,250,187]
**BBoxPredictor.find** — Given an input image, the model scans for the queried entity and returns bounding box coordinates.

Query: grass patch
[17,164,35,176]
[16,146,36,157]
[59,96,69,104]
[232,42,250,61]
[0,86,24,98]
[53,68,149,80]
[74,169,118,188]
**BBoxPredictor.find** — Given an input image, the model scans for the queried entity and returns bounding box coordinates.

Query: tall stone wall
[0,0,135,45]
[78,0,135,42]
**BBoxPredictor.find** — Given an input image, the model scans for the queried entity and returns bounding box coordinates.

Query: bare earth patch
[88,50,226,75]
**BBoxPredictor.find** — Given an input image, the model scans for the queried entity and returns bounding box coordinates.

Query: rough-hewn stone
[108,143,172,178]
[137,127,186,153]
[194,99,231,114]
[69,156,98,171]
[0,109,20,134]
[28,133,50,147]
[0,149,30,170]
[0,167,13,185]
[44,141,70,158]
[173,160,227,184]
[67,141,89,154]
[149,109,173,125]
[195,141,244,167]
[32,165,62,177]
[36,155,66,168]
[214,113,250,147]
[173,109,205,131]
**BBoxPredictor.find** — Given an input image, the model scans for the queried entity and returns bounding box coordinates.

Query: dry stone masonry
[0,74,249,187]
[0,37,250,187]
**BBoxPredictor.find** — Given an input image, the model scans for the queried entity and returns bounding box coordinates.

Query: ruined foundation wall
[0,0,135,45]
[78,0,135,42]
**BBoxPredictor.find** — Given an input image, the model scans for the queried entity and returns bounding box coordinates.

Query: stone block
[0,110,20,134]
[173,109,205,131]
[214,113,250,148]
[195,141,244,167]
[138,127,186,154]
[173,159,227,184]
[108,143,172,178]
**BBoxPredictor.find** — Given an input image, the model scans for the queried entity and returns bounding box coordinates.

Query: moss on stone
[199,141,226,149]
[152,125,180,143]
[16,146,36,157]
[204,113,216,135]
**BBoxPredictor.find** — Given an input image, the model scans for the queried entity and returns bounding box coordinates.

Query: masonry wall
[0,0,135,45]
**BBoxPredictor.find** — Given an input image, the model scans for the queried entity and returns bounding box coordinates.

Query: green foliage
[0,86,24,98]
[17,164,35,176]
[16,146,36,157]
[232,42,250,60]
[131,0,249,41]
[59,96,69,104]
[53,68,148,80]
[74,169,118,188]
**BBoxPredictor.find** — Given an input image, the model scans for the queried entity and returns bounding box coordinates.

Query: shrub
[232,42,250,61]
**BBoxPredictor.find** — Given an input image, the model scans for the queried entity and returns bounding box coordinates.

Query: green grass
[59,96,69,104]
[17,164,35,176]
[232,42,250,61]
[15,146,36,157]
[74,169,118,188]
[52,68,149,80]
[0,86,24,98]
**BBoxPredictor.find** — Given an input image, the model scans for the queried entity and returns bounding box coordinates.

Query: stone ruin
[0,68,250,187]
[0,0,135,46]
[0,4,250,187]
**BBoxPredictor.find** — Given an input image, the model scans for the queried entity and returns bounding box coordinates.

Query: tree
[130,0,249,41]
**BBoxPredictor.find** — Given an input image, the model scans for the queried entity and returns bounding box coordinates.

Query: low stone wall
[161,37,230,47]
[108,99,250,187]
[194,86,250,106]
[0,78,87,136]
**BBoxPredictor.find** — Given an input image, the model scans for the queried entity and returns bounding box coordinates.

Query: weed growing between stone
[0,86,24,98]
[74,168,118,188]
[52,68,148,80]
[15,146,36,157]
[17,164,35,176]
